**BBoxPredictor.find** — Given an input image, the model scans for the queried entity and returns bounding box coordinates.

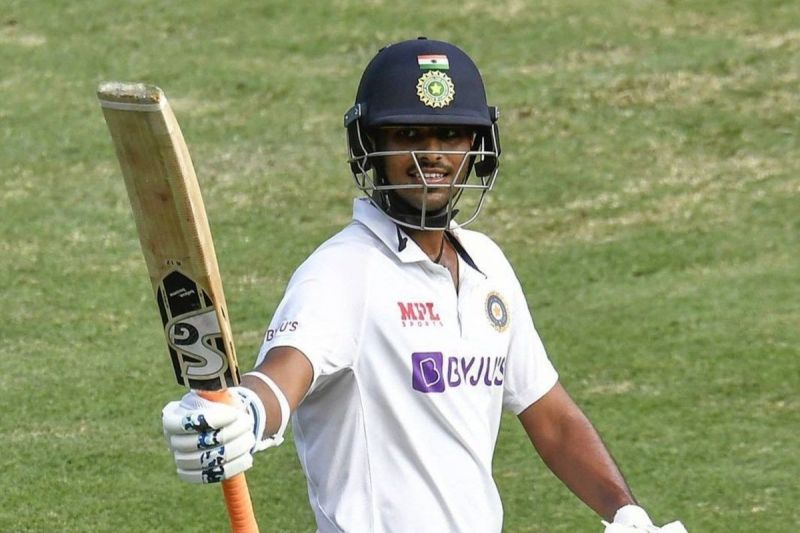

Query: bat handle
[198,389,260,533]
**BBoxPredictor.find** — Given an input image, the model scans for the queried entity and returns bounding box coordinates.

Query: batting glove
[602,505,688,533]
[161,387,267,484]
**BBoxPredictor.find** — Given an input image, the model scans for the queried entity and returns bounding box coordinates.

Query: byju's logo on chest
[398,301,444,327]
[411,352,446,393]
[411,352,505,394]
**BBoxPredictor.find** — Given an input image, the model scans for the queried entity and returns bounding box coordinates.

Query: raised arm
[242,346,314,437]
[161,346,313,486]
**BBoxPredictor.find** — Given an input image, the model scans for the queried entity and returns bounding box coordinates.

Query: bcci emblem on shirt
[412,352,506,394]
[486,292,509,332]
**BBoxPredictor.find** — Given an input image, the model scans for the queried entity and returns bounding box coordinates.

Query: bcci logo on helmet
[416,70,455,108]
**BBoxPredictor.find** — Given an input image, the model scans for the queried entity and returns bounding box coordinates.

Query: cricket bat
[97,82,259,533]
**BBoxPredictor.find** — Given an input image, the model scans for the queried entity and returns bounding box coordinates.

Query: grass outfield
[2,1,798,531]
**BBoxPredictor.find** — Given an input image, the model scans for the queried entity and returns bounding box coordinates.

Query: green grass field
[2,0,798,531]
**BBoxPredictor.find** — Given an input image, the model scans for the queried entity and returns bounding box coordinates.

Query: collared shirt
[256,198,558,533]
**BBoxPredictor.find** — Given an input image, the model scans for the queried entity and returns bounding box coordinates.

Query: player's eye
[396,128,419,139]
[435,127,473,143]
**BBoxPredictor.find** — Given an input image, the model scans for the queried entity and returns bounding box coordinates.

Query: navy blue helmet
[345,37,501,230]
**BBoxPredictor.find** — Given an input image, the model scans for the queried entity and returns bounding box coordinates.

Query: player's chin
[404,192,452,213]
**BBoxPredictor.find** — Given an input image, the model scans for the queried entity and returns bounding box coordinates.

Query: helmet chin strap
[369,150,463,230]
[371,184,457,230]
[390,191,456,229]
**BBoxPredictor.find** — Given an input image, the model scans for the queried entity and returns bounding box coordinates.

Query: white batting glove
[161,387,266,484]
[602,505,688,533]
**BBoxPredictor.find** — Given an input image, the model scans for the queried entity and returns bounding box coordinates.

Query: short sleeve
[254,246,365,392]
[502,278,559,414]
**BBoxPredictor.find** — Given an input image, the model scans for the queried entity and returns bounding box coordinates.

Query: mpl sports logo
[398,301,443,327]
[411,352,506,393]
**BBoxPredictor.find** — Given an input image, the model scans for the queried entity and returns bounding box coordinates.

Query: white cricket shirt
[256,198,558,533]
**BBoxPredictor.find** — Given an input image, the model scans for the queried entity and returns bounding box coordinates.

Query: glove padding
[602,505,688,533]
[162,388,263,484]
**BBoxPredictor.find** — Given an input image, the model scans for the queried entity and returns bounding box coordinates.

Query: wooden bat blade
[98,82,259,533]
[97,82,239,391]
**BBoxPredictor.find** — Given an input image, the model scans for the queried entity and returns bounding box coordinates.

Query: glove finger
[173,432,256,471]
[177,452,253,484]
[162,401,242,435]
[169,414,253,452]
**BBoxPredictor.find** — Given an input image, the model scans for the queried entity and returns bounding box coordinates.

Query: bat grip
[198,389,260,533]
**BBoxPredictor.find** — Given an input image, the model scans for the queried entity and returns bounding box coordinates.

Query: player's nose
[416,132,444,159]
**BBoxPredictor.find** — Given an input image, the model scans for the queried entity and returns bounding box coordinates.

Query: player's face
[377,126,475,212]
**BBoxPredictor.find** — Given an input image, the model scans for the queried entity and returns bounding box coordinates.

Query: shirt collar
[352,198,483,274]
[353,198,428,263]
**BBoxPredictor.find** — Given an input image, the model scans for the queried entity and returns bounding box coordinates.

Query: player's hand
[161,388,264,484]
[602,505,688,533]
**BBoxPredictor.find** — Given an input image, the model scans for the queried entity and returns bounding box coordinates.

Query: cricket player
[162,38,687,532]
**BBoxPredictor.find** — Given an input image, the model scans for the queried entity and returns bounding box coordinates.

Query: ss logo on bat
[166,308,228,379]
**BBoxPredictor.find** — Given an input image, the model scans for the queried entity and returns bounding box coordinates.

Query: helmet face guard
[344,38,501,230]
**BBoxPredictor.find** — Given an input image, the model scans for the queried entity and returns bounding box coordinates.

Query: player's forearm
[518,384,636,520]
[243,346,313,436]
[240,372,285,437]
[535,411,635,520]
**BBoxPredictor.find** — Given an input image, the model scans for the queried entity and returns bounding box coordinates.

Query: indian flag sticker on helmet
[485,292,509,332]
[416,70,455,108]
[417,54,450,70]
